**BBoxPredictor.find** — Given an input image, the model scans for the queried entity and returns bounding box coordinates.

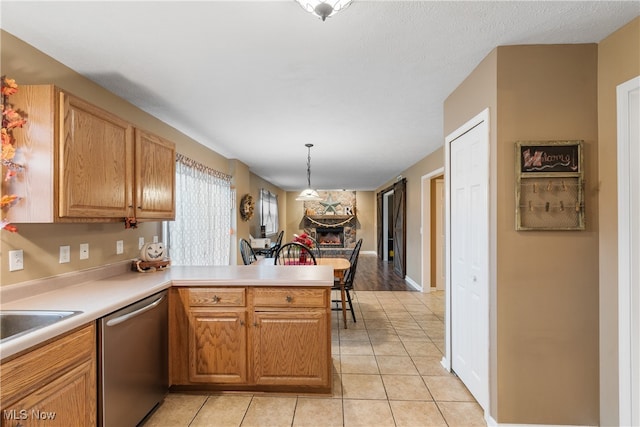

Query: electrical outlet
[9,250,24,271]
[79,243,89,260]
[138,237,145,250]
[116,240,124,255]
[59,245,71,263]
[153,235,158,243]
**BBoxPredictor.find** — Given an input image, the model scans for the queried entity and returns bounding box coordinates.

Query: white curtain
[165,154,232,266]
[260,189,279,236]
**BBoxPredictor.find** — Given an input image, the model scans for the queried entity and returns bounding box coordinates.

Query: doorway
[617,75,639,426]
[420,169,445,293]
[445,109,490,413]
[382,190,394,262]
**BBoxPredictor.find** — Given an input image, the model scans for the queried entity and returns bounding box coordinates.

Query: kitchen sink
[0,310,82,344]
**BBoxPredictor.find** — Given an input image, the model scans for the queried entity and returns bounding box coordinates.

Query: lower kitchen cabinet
[189,309,248,384]
[252,311,329,388]
[0,324,97,427]
[169,285,331,393]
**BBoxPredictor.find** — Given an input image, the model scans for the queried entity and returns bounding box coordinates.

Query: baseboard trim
[405,276,422,291]
[486,414,593,427]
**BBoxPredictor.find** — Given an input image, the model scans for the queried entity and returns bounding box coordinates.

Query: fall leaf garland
[1,76,26,233]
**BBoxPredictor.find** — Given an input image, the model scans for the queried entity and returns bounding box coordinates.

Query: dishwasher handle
[106,294,166,327]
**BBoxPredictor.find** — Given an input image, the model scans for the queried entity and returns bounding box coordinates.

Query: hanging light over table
[296,144,323,201]
[294,0,353,21]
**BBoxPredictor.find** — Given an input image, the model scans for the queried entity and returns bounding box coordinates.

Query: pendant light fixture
[296,144,322,201]
[294,0,353,21]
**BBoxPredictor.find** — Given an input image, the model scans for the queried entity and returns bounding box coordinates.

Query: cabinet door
[135,129,175,219]
[252,311,329,388]
[189,309,248,384]
[58,92,134,218]
[1,360,96,427]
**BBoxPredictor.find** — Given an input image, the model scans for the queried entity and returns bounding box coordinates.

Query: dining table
[252,242,276,257]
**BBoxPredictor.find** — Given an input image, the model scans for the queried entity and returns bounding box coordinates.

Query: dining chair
[305,235,322,259]
[239,238,258,265]
[332,238,363,322]
[274,242,317,265]
[265,230,284,258]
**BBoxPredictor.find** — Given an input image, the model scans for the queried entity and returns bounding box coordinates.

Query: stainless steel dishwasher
[98,290,168,427]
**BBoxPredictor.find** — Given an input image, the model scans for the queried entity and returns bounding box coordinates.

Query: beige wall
[497,44,599,425]
[445,44,601,424]
[376,147,445,287]
[444,48,499,414]
[0,31,254,282]
[285,191,376,253]
[597,17,640,427]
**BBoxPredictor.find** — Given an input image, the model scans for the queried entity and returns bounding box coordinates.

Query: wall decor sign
[515,140,584,231]
[519,143,580,173]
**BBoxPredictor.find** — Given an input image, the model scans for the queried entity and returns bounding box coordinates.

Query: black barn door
[392,178,406,277]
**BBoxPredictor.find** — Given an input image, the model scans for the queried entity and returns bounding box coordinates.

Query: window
[260,189,279,236]
[164,154,232,266]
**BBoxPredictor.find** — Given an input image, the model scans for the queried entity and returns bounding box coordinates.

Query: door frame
[421,168,445,293]
[382,189,394,262]
[617,75,639,426]
[444,108,490,413]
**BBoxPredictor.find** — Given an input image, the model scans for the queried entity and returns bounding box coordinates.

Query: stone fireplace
[300,190,359,252]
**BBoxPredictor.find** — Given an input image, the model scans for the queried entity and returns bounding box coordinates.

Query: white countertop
[0,264,333,361]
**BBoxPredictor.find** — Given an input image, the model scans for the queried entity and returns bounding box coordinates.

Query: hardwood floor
[352,253,416,291]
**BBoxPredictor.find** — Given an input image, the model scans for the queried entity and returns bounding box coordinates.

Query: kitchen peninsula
[0,263,334,426]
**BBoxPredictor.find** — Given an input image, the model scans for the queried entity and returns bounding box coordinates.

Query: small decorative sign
[518,142,580,173]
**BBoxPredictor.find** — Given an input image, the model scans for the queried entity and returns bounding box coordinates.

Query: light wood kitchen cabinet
[252,288,330,388]
[135,129,176,219]
[186,288,248,384]
[169,285,331,393]
[0,324,97,427]
[5,85,175,222]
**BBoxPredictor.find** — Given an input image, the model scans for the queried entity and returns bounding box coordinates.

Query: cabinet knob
[240,320,245,326]
[286,295,293,303]
[212,295,220,303]
[253,322,259,327]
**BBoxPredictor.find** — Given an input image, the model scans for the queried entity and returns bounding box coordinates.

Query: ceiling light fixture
[294,0,353,21]
[296,144,322,201]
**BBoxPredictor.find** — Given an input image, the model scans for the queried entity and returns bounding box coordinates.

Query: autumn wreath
[240,194,254,221]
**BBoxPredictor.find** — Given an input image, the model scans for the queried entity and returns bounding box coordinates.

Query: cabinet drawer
[189,288,246,307]
[253,288,327,308]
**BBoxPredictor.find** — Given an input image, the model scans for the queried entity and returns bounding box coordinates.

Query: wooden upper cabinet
[135,129,175,220]
[4,85,175,222]
[59,92,134,218]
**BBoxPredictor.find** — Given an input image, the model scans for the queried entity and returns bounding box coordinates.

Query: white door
[617,75,640,427]
[435,178,445,290]
[446,110,489,411]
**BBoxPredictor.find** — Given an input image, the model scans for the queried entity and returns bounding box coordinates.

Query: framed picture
[515,140,584,231]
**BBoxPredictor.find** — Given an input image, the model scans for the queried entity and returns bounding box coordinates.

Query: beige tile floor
[143,290,487,427]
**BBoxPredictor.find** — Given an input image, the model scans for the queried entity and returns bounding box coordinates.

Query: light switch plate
[153,235,158,243]
[9,250,24,271]
[59,245,71,263]
[79,243,89,260]
[138,237,145,250]
[116,240,124,255]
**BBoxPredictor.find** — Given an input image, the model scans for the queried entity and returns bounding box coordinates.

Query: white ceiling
[1,1,637,190]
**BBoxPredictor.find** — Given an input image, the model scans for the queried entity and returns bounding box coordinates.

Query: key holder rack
[515,140,584,231]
